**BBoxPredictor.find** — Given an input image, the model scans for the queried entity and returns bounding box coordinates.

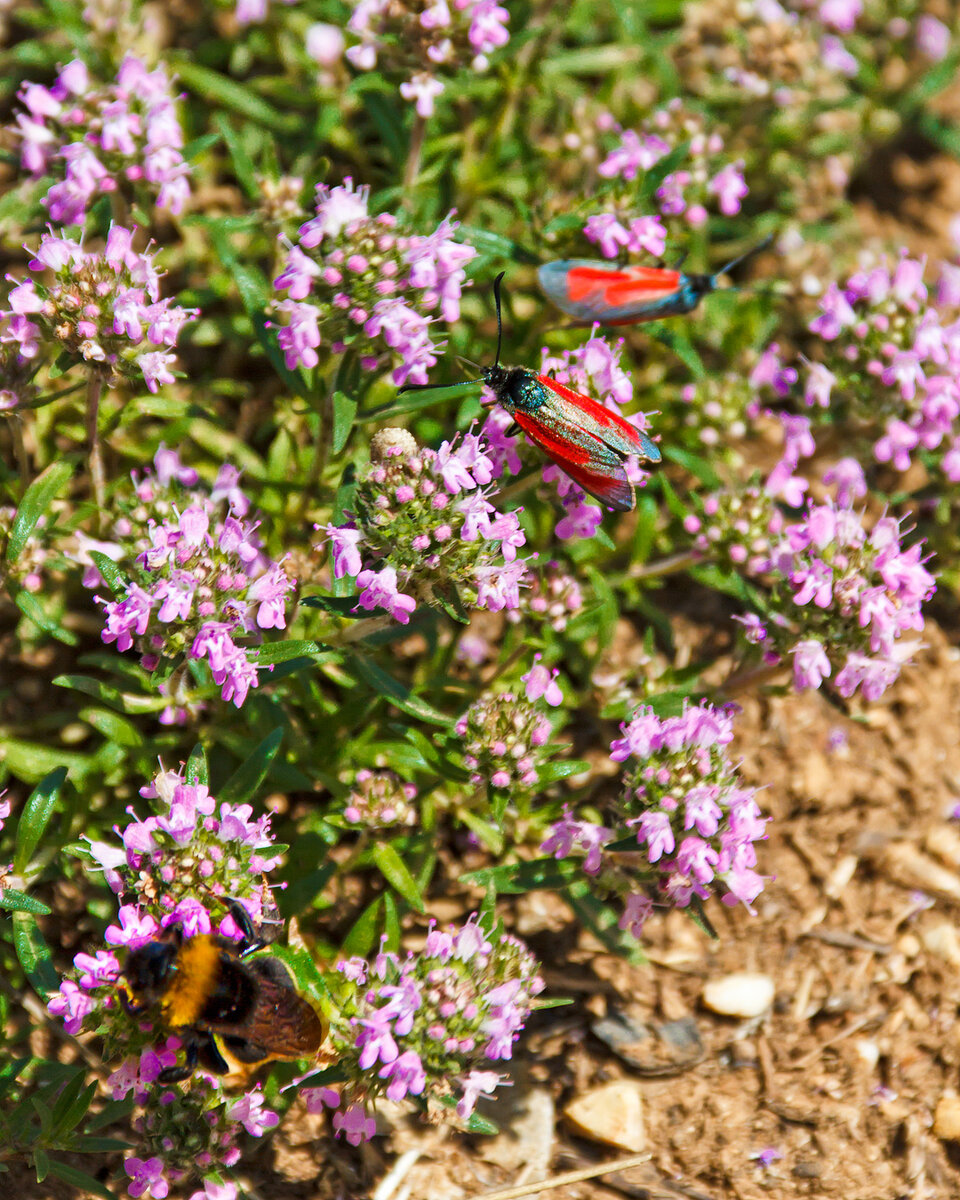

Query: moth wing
[537,375,661,465]
[512,407,635,512]
[539,259,683,324]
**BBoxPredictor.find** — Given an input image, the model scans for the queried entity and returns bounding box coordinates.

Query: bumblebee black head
[124,940,178,1003]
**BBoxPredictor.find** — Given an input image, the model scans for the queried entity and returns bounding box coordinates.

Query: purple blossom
[521,655,563,706]
[225,1087,280,1137]
[332,1103,377,1145]
[13,56,190,222]
[124,1157,169,1200]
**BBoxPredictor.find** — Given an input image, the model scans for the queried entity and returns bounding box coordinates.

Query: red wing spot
[605,280,679,306]
[567,266,628,303]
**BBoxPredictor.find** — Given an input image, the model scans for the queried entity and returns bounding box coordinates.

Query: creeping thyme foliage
[4,0,959,1196]
[542,702,768,938]
[273,179,475,385]
[322,426,529,621]
[90,447,293,710]
[314,918,543,1137]
[0,226,195,393]
[12,55,190,223]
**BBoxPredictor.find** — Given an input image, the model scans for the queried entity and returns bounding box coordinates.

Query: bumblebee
[121,901,326,1083]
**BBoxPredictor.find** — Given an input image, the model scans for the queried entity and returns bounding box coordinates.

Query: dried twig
[473,1153,651,1200]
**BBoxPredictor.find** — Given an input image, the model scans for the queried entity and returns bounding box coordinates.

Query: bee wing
[539,259,684,324]
[236,961,326,1059]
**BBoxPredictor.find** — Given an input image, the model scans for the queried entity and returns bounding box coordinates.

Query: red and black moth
[400,273,661,513]
[538,236,773,327]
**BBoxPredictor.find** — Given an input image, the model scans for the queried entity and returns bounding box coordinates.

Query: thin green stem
[715,659,786,698]
[628,550,698,581]
[496,471,539,506]
[85,371,106,526]
[325,613,394,645]
[403,114,427,195]
[10,417,29,491]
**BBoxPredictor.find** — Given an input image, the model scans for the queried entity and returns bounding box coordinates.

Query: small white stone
[564,1081,644,1152]
[702,972,775,1019]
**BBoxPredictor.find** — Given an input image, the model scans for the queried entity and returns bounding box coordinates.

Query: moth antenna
[492,271,506,368]
[716,233,774,279]
[398,379,483,395]
[455,354,482,373]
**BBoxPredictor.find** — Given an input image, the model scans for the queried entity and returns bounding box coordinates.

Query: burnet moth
[399,273,661,513]
[537,235,773,326]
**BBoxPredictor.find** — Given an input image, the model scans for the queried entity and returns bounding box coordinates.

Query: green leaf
[13,590,78,645]
[214,114,259,198]
[346,654,450,726]
[0,176,49,231]
[13,913,60,999]
[185,744,209,788]
[536,759,590,785]
[174,60,297,132]
[248,639,329,665]
[563,881,645,964]
[371,843,424,912]
[662,444,720,488]
[205,224,308,398]
[78,707,143,747]
[219,727,283,805]
[50,1072,95,1136]
[454,225,539,264]
[340,896,383,958]
[89,551,129,596]
[6,461,74,563]
[35,1148,50,1183]
[53,674,172,714]
[644,322,706,379]
[461,856,582,894]
[359,382,482,423]
[46,1160,119,1200]
[332,391,358,454]
[0,890,51,915]
[14,767,67,874]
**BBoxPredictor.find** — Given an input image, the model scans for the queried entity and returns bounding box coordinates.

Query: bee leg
[226,900,267,958]
[219,1034,270,1065]
[119,989,146,1017]
[197,1033,231,1076]
[158,1035,200,1083]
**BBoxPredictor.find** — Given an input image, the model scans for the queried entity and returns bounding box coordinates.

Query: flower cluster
[758,253,960,484]
[677,0,857,102]
[46,766,284,1197]
[454,689,554,797]
[673,372,754,449]
[308,917,543,1140]
[0,226,195,394]
[273,178,475,386]
[506,562,584,633]
[344,0,510,117]
[542,702,768,937]
[13,56,190,224]
[690,489,935,700]
[322,427,530,622]
[597,101,749,228]
[483,331,655,539]
[90,446,292,710]
[343,769,417,828]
